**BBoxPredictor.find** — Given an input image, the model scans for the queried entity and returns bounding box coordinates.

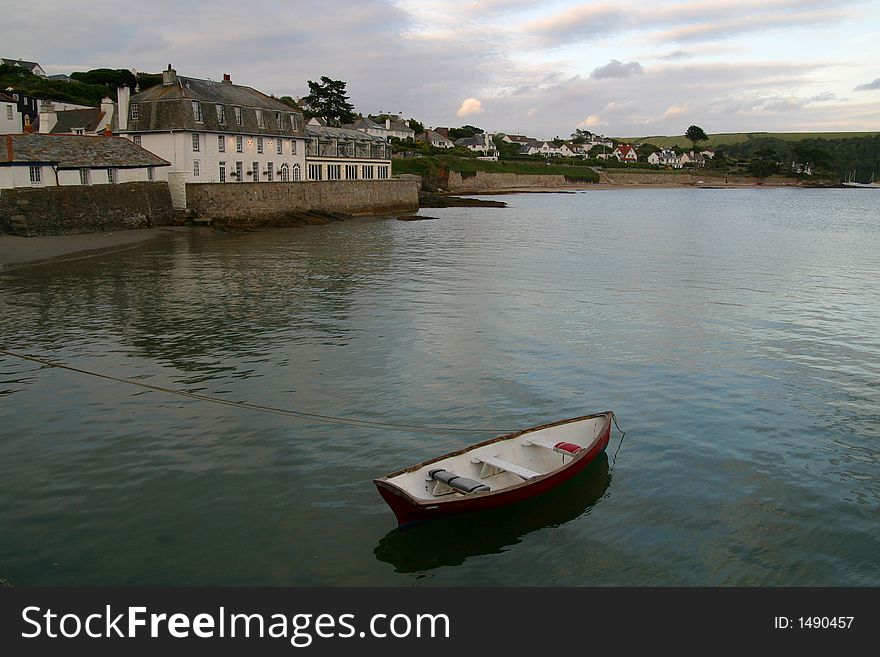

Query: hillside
[619,132,880,149]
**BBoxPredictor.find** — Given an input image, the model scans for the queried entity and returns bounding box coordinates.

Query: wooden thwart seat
[473,455,541,481]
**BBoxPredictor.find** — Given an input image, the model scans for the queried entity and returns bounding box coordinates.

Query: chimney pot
[222,73,231,83]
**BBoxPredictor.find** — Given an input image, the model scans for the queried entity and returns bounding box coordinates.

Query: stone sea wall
[0,182,174,236]
[185,178,420,225]
[447,171,581,192]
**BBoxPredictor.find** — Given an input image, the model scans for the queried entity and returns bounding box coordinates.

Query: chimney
[222,73,231,83]
[117,86,130,131]
[162,64,178,86]
[24,114,34,133]
[103,126,112,136]
[99,96,115,132]
[38,99,57,134]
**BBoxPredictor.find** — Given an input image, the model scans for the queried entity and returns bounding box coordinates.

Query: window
[256,110,264,128]
[73,129,84,135]
[345,164,358,180]
[216,105,225,124]
[291,114,300,131]
[7,106,13,120]
[361,165,374,179]
[276,139,283,155]
[29,166,41,184]
[234,106,242,125]
[308,164,322,181]
[292,163,302,181]
[132,135,142,147]
[218,135,225,152]
[235,161,243,182]
[291,139,297,155]
[279,164,289,182]
[266,162,273,182]
[219,161,226,183]
[79,168,91,185]
[252,161,259,182]
[257,137,263,154]
[328,164,341,180]
[378,166,389,179]
[192,134,200,151]
[107,168,117,184]
[193,160,200,177]
[147,168,154,182]
[192,101,203,122]
[236,135,243,152]
[130,104,138,120]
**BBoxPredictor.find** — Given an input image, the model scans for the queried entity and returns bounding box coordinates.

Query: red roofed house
[611,144,638,163]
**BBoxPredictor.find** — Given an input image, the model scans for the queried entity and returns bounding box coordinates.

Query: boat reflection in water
[373,453,610,573]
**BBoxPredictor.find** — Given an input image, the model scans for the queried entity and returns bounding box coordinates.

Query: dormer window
[256,110,264,129]
[130,104,138,120]
[234,106,242,125]
[192,101,203,122]
[216,105,225,124]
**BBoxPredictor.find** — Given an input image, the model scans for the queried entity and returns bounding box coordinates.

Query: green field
[618,132,880,149]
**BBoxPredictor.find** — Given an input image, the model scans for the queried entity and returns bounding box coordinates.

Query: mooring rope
[0,348,514,435]
[0,348,630,445]
[610,411,627,467]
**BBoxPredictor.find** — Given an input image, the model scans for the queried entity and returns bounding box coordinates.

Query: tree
[570,128,592,144]
[300,76,355,127]
[407,118,424,134]
[685,125,709,153]
[70,68,137,89]
[448,125,483,140]
[749,147,779,180]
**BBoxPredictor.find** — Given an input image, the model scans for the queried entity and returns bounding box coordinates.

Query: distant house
[348,115,414,142]
[416,129,453,149]
[0,132,169,189]
[679,151,706,167]
[505,134,531,144]
[1,58,47,78]
[611,145,638,163]
[0,92,21,134]
[647,149,680,167]
[305,125,391,181]
[119,65,307,185]
[48,74,72,83]
[454,133,498,159]
[38,98,116,135]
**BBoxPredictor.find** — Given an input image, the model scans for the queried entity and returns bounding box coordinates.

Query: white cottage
[0,133,169,189]
[305,125,391,181]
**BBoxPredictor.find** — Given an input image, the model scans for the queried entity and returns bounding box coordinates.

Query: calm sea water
[1,188,878,586]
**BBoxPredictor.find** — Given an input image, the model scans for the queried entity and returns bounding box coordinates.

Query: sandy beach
[0,227,185,268]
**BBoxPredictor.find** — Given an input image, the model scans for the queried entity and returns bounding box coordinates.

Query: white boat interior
[385,415,608,500]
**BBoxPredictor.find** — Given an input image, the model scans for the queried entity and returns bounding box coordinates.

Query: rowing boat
[374,411,614,527]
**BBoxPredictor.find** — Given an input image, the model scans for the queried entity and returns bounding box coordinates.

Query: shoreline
[0,181,849,268]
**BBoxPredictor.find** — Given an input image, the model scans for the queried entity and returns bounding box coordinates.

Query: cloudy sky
[3,0,879,138]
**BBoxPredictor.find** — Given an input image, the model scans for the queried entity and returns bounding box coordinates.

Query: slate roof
[49,108,105,134]
[1,58,42,73]
[307,125,387,143]
[126,72,306,137]
[1,133,170,169]
[0,92,15,103]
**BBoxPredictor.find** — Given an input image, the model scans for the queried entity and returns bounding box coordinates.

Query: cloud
[577,115,605,128]
[854,78,880,91]
[660,50,692,60]
[456,97,485,117]
[527,108,538,117]
[590,59,644,79]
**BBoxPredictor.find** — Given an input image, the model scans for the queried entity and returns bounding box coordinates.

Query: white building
[349,115,415,141]
[118,66,308,189]
[647,149,680,167]
[0,92,21,134]
[454,133,499,159]
[38,98,115,135]
[0,133,169,189]
[416,129,453,149]
[1,58,47,78]
[305,125,391,181]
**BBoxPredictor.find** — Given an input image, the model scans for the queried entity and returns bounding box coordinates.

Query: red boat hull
[374,413,613,527]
